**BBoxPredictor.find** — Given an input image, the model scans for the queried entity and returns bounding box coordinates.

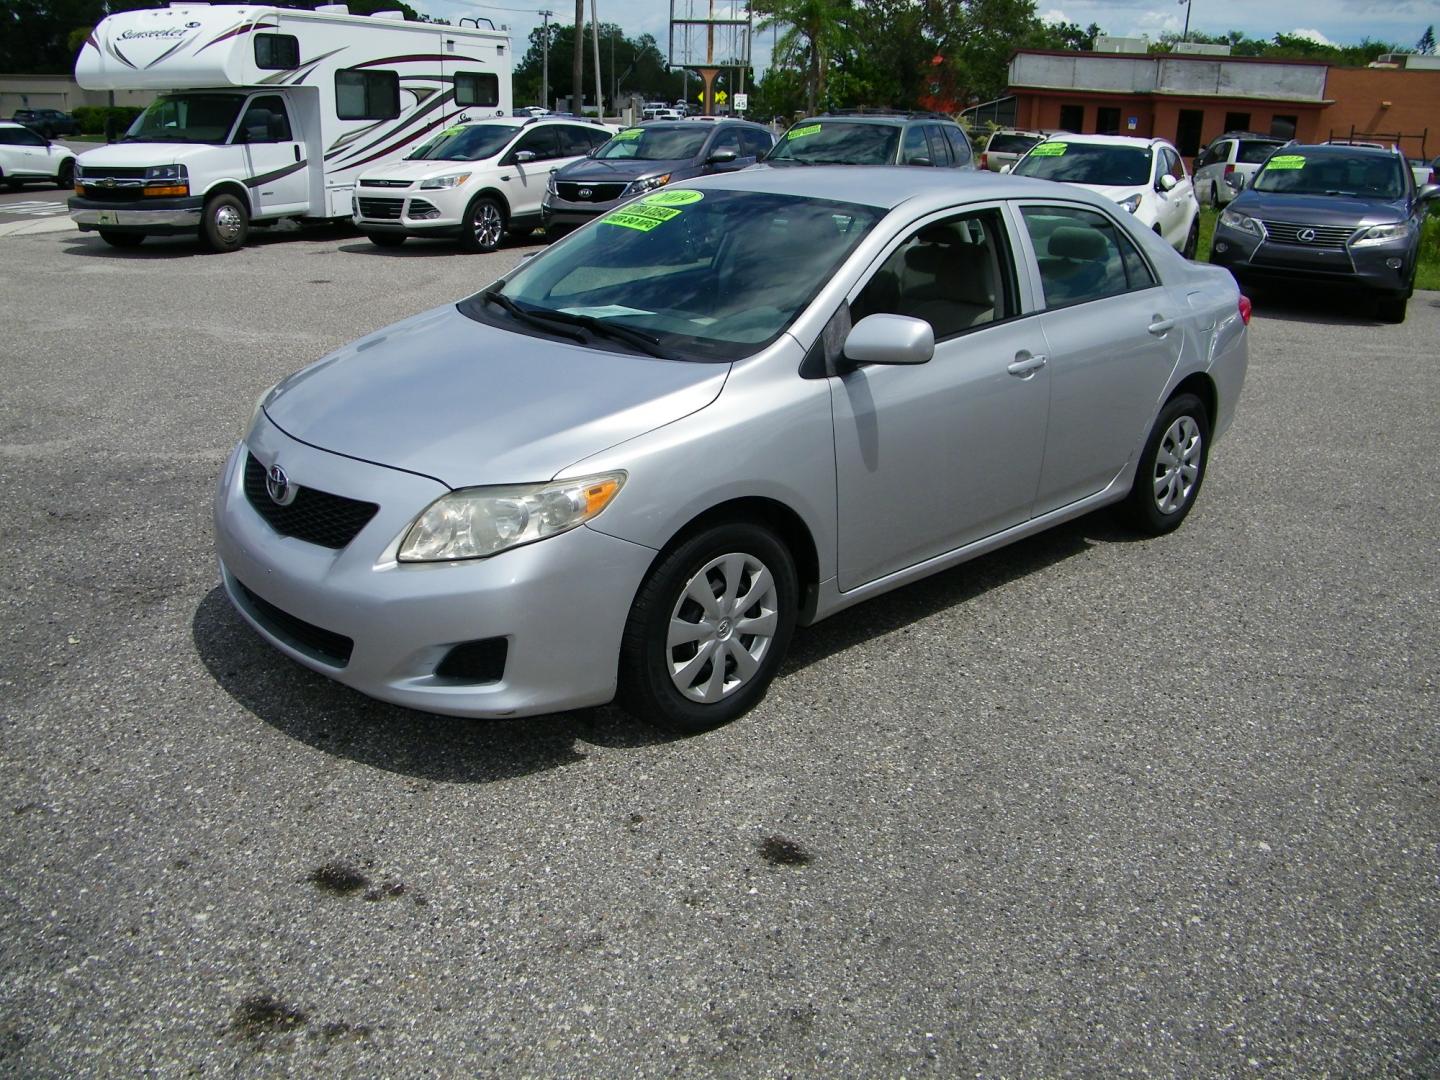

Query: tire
[56,158,74,189]
[200,192,249,253]
[1182,215,1199,260]
[1121,393,1211,536]
[365,231,406,248]
[618,522,799,734]
[1377,294,1407,323]
[458,195,505,253]
[98,230,144,248]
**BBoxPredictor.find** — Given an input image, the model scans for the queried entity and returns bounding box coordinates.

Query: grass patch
[1195,206,1218,263]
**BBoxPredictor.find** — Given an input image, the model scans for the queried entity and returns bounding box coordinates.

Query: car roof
[684,164,1130,213]
[630,118,769,131]
[0,120,26,128]
[797,113,957,127]
[1044,133,1169,149]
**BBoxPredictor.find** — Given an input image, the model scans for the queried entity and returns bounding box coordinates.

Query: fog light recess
[435,638,508,683]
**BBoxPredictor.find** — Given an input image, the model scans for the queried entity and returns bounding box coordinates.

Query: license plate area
[96,210,118,225]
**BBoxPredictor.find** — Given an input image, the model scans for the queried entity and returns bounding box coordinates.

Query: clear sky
[419,0,1439,87]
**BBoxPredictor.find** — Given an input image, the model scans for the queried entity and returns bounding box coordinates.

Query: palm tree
[755,0,850,114]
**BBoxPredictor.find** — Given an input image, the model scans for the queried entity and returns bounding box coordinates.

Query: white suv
[353,117,614,252]
[0,121,76,190]
[1011,133,1201,257]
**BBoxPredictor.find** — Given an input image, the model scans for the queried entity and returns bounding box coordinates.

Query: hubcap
[666,552,779,704]
[214,204,242,243]
[473,203,503,248]
[1153,415,1202,514]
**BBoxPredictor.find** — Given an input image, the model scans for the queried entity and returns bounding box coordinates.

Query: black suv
[1209,143,1439,322]
[13,108,80,138]
[763,112,975,170]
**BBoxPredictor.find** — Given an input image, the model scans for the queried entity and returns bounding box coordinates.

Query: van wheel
[99,230,144,248]
[618,523,798,734]
[1121,393,1210,536]
[459,196,505,253]
[365,232,406,248]
[56,159,75,189]
[200,193,249,253]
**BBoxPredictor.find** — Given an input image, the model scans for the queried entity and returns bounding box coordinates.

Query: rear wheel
[98,230,144,249]
[1121,393,1211,536]
[618,523,798,734]
[365,231,406,248]
[458,195,505,253]
[200,193,248,253]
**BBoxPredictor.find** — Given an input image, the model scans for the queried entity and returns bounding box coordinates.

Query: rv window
[454,72,499,108]
[254,34,300,70]
[336,69,400,121]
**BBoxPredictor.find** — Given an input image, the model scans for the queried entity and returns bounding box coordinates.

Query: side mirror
[1224,171,1246,191]
[911,156,933,167]
[1158,173,1178,192]
[1417,183,1439,203]
[513,149,537,164]
[707,149,738,164]
[842,314,934,367]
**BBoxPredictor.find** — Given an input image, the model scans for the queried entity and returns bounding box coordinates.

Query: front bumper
[69,195,203,233]
[212,418,657,719]
[1210,223,1415,295]
[542,191,622,228]
[352,189,465,237]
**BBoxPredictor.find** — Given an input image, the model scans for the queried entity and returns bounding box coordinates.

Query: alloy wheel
[472,202,503,249]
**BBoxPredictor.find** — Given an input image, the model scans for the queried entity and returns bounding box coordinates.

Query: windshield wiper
[483,289,585,343]
[524,306,666,357]
[1322,190,1360,197]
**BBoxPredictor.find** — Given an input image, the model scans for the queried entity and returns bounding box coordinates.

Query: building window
[254,33,299,71]
[1096,107,1120,135]
[454,72,499,108]
[1224,112,1251,133]
[1270,114,1297,139]
[336,69,400,120]
[1175,109,1204,157]
[1058,104,1083,133]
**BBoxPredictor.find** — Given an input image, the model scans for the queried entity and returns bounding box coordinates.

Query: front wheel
[1121,393,1211,536]
[458,196,505,253]
[1377,293,1408,323]
[200,193,249,253]
[1181,215,1200,260]
[56,159,75,189]
[618,523,798,734]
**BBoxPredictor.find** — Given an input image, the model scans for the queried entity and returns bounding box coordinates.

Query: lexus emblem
[578,187,592,198]
[266,463,298,506]
[1297,228,1317,243]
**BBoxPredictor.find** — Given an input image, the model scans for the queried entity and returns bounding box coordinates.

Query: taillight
[1223,163,1235,177]
[979,153,988,170]
[1238,294,1252,325]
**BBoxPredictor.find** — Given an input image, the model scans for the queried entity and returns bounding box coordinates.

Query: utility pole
[539,9,553,110]
[572,0,583,115]
[1180,0,1192,43]
[590,0,603,120]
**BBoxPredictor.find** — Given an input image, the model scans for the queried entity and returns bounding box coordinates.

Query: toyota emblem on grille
[578,187,593,198]
[266,464,298,506]
[1297,228,1317,243]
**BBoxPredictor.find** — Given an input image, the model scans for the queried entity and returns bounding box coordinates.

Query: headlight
[623,173,671,195]
[418,173,472,190]
[1219,209,1265,238]
[398,472,626,562]
[547,173,558,194]
[1350,222,1408,246]
[1117,193,1143,214]
[144,164,186,182]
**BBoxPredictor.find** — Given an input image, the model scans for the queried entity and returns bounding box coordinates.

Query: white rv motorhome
[71,3,511,251]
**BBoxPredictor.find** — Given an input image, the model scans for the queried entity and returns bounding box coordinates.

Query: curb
[0,217,79,239]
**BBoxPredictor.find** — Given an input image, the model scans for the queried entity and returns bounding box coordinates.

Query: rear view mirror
[842,314,934,367]
[1158,173,1178,192]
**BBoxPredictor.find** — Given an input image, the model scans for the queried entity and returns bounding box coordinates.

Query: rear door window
[1021,205,1153,309]
[901,125,932,165]
[944,126,973,166]
[924,126,953,167]
[513,126,560,161]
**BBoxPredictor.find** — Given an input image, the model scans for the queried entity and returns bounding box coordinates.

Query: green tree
[1415,25,1435,55]
[754,0,851,113]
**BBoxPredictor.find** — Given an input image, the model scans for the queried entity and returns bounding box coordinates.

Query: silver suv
[765,112,975,170]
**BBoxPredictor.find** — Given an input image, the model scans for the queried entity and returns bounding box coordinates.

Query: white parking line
[1,201,70,217]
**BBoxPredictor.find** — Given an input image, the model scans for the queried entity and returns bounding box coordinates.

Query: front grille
[243,453,379,549]
[407,198,440,218]
[359,178,412,188]
[77,166,148,181]
[235,579,353,667]
[1260,220,1356,249]
[80,185,145,202]
[556,181,626,202]
[356,197,404,219]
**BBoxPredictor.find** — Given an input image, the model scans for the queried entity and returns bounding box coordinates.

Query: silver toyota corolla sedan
[215,168,1249,732]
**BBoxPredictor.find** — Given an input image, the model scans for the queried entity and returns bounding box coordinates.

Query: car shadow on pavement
[1242,282,1388,327]
[191,586,677,785]
[336,234,546,258]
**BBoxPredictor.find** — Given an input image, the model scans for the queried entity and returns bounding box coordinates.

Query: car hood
[355,157,493,183]
[1070,182,1149,204]
[76,142,228,168]
[553,157,694,182]
[261,303,728,488]
[1230,190,1409,226]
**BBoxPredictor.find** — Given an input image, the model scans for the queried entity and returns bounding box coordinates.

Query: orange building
[1006,49,1438,162]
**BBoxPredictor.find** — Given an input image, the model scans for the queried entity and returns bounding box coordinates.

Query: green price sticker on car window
[601,204,683,232]
[1264,154,1306,170]
[641,189,703,207]
[615,128,643,140]
[1030,142,1067,156]
[787,123,822,140]
[441,126,465,137]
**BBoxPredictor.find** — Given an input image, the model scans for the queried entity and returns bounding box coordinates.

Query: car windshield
[463,189,883,362]
[1014,142,1153,186]
[124,93,246,143]
[407,124,516,161]
[1251,151,1408,199]
[594,127,709,161]
[766,122,900,165]
[988,133,1040,154]
[1237,140,1283,164]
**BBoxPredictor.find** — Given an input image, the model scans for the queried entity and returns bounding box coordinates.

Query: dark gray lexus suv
[1209,143,1438,322]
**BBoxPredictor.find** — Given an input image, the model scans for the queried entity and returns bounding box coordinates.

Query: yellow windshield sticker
[1264,154,1306,170]
[787,123,822,140]
[441,126,465,137]
[641,189,703,207]
[601,204,683,232]
[615,128,643,140]
[1030,142,1067,156]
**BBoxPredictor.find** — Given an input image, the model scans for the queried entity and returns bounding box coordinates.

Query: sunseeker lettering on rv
[117,27,195,40]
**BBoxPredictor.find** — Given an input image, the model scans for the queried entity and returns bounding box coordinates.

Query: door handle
[1148,315,1177,335]
[293,145,300,161]
[499,174,510,181]
[1007,351,1047,377]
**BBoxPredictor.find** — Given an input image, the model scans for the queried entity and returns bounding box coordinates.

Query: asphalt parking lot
[2,223,1437,1077]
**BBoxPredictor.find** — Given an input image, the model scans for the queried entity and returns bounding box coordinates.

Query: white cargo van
[70,3,511,251]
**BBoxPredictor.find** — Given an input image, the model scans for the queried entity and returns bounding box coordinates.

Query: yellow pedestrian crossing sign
[716,91,728,103]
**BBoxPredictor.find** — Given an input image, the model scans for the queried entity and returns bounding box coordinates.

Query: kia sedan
[216,169,1248,732]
